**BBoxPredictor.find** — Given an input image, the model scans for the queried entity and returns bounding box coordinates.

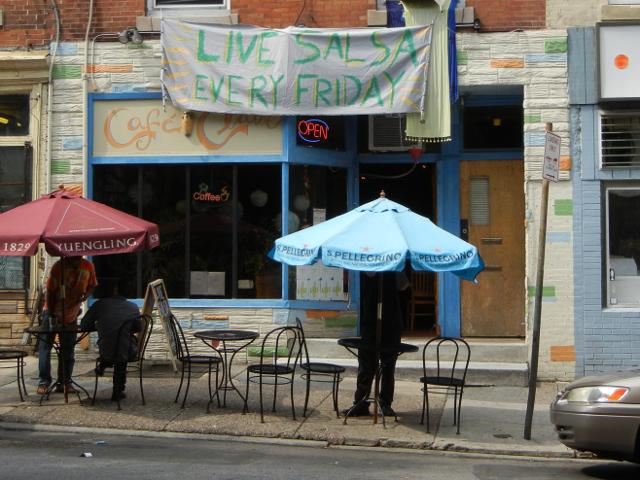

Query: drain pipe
[42,0,61,278]
[82,0,95,198]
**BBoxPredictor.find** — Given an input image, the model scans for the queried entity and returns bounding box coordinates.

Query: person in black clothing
[343,270,410,418]
[80,281,141,401]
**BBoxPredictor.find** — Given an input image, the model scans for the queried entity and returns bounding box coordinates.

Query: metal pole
[524,122,552,440]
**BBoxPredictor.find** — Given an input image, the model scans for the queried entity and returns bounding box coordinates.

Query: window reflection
[289,165,348,301]
[93,163,282,299]
[0,145,30,289]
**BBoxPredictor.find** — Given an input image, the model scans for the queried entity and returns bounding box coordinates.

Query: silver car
[550,369,640,463]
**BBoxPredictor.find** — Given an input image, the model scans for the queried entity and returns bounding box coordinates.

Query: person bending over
[80,280,142,401]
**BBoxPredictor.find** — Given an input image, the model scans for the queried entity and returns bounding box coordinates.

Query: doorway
[460,159,525,337]
[358,162,437,335]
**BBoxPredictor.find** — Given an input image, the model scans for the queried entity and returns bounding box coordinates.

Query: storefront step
[306,338,529,364]
[310,356,529,387]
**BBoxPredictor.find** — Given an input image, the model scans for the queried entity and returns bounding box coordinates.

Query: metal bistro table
[193,329,259,410]
[26,324,95,404]
[338,336,418,426]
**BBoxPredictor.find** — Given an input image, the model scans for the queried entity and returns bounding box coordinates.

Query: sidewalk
[0,356,575,458]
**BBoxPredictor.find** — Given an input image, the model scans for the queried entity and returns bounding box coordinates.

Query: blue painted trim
[91,92,160,101]
[462,94,523,107]
[438,110,462,338]
[126,298,354,310]
[282,162,289,299]
[91,155,284,164]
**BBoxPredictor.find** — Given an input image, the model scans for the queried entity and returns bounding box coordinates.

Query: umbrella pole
[59,257,68,402]
[373,273,382,425]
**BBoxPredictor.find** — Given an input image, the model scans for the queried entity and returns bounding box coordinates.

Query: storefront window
[606,186,640,307]
[0,145,31,289]
[289,165,348,301]
[0,95,29,136]
[93,163,281,300]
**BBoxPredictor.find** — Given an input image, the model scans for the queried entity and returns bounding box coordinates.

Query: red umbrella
[0,186,159,257]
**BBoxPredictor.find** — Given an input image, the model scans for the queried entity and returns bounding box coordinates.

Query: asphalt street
[1,428,639,480]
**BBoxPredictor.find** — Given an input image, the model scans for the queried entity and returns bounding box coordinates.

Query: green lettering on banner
[194,74,209,100]
[227,75,243,106]
[345,34,365,64]
[370,31,390,66]
[382,70,405,106]
[294,32,321,64]
[361,77,383,106]
[258,31,277,65]
[210,75,225,102]
[269,74,284,108]
[295,74,318,105]
[197,30,220,63]
[343,75,362,106]
[335,78,341,106]
[235,32,258,64]
[224,31,234,63]
[391,29,419,67]
[324,33,345,60]
[250,75,268,108]
[315,78,332,107]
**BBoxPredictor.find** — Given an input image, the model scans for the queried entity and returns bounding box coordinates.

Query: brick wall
[0,0,145,48]
[467,0,546,32]
[0,0,550,49]
[232,0,374,28]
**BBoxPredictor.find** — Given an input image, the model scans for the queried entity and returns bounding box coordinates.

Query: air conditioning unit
[368,114,421,152]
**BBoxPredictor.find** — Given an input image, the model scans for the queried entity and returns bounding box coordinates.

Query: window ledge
[137,13,238,32]
[603,307,640,313]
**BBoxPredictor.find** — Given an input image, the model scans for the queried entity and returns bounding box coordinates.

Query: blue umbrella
[270,192,484,423]
[271,193,484,281]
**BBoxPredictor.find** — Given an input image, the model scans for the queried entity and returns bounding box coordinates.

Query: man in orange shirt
[37,256,97,394]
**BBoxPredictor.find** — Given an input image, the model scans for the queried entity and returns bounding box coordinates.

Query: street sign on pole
[542,131,561,182]
[525,123,555,440]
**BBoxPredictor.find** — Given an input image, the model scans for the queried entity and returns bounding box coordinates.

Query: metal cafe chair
[0,349,29,401]
[420,337,471,435]
[91,314,153,410]
[244,326,303,423]
[167,313,222,409]
[295,318,345,418]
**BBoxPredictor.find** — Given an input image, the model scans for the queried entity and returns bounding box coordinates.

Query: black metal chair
[168,313,222,409]
[0,349,28,401]
[91,314,153,410]
[244,326,302,423]
[420,337,470,435]
[295,318,345,418]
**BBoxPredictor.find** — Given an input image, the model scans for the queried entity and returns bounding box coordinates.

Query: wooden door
[460,160,525,337]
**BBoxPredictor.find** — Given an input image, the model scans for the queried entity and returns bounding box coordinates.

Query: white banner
[161,20,432,116]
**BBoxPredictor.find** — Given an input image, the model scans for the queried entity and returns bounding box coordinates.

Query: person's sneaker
[341,402,371,417]
[111,391,126,402]
[379,404,397,418]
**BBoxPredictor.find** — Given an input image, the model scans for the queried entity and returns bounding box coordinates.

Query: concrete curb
[0,419,580,460]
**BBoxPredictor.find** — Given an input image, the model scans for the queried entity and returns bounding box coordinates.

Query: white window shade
[469,177,489,225]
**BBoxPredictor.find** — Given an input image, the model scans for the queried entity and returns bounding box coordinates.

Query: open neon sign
[297,118,330,144]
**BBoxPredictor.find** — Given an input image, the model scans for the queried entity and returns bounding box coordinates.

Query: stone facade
[48,26,575,379]
[457,29,573,379]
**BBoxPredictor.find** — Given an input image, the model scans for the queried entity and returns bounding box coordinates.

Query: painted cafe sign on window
[92,99,283,157]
